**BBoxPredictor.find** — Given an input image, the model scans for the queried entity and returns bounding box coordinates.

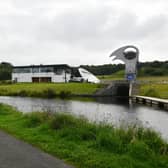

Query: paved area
[0,130,74,168]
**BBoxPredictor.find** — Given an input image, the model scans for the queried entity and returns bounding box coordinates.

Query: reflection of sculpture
[110,45,139,81]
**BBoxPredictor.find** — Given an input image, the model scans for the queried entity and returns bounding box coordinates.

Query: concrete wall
[95,80,139,97]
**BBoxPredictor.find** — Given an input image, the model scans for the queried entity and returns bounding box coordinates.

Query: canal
[0,96,167,140]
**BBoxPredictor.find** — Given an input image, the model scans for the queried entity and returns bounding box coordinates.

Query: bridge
[132,95,168,109]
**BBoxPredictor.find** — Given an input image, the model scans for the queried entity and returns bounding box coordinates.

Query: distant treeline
[80,64,125,76]
[138,61,168,76]
[0,62,12,81]
[81,60,168,76]
[0,61,168,81]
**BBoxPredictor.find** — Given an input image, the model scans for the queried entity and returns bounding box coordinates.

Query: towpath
[0,130,74,168]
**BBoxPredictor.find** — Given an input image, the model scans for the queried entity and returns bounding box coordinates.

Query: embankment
[0,104,167,168]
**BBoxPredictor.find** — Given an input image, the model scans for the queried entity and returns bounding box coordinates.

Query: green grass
[98,70,124,81]
[1,76,168,99]
[136,76,168,99]
[0,104,167,168]
[140,84,168,99]
[97,73,168,99]
[99,74,168,83]
[0,83,102,98]
[138,76,168,83]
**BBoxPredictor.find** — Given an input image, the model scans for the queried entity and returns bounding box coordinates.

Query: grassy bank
[136,76,168,98]
[140,83,168,99]
[0,77,167,99]
[0,83,102,98]
[98,74,168,99]
[99,74,168,83]
[98,70,124,81]
[0,104,167,168]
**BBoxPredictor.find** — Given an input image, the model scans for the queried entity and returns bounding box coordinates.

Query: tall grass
[0,103,167,168]
[142,88,160,98]
[140,83,168,98]
[0,83,102,98]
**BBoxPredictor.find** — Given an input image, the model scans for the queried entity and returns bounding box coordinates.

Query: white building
[12,64,71,83]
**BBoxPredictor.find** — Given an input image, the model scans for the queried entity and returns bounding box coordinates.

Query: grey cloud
[42,8,110,41]
[110,14,168,39]
[35,7,168,52]
[0,0,167,65]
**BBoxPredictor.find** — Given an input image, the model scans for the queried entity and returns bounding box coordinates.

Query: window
[40,67,54,73]
[13,68,31,73]
[32,67,39,73]
[54,68,63,75]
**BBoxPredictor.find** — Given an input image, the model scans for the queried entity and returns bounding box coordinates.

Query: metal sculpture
[110,45,139,81]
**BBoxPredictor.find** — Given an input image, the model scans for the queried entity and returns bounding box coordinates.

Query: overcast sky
[0,0,168,66]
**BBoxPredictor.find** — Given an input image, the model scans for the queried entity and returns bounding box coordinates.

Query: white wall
[12,71,71,83]
[12,73,32,82]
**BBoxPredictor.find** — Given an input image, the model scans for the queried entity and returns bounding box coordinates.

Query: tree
[0,62,13,80]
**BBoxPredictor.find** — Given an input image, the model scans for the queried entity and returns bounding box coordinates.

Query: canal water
[0,96,167,140]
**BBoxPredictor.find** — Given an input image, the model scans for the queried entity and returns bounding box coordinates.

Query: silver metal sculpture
[110,45,139,81]
[78,68,100,83]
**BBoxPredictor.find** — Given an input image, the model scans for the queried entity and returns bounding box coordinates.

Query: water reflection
[0,96,167,140]
[95,97,129,104]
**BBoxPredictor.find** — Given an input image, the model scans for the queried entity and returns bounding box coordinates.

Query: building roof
[13,64,71,69]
